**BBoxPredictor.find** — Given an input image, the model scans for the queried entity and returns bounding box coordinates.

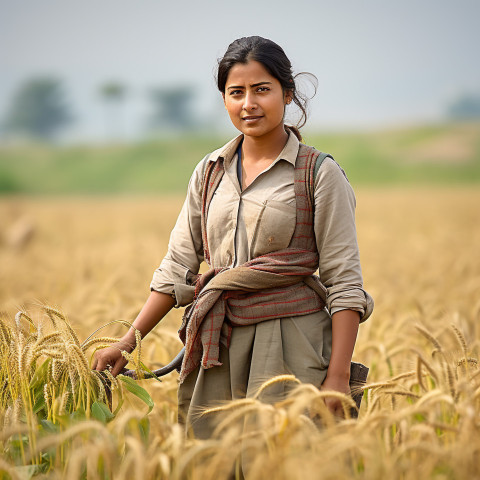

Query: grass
[305,121,480,185]
[0,136,223,195]
[1,121,480,195]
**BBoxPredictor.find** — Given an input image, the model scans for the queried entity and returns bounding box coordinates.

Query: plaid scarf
[178,143,327,383]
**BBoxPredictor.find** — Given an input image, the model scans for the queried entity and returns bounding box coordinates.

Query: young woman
[92,36,373,438]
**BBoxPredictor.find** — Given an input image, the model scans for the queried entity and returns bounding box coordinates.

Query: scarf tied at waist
[178,248,327,383]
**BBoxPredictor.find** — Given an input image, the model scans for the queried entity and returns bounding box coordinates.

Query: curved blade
[121,347,185,379]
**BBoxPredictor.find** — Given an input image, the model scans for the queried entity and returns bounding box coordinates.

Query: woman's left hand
[320,373,351,418]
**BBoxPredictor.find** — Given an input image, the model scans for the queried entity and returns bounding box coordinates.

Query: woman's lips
[242,116,263,123]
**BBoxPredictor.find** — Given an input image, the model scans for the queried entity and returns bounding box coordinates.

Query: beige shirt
[151,132,373,322]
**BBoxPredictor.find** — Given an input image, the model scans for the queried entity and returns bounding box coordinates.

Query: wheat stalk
[382,389,420,399]
[415,389,454,408]
[201,398,257,417]
[450,323,468,357]
[81,336,120,352]
[253,375,300,399]
[43,306,81,347]
[211,403,272,437]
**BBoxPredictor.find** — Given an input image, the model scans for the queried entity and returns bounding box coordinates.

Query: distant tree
[99,81,127,140]
[447,93,480,120]
[99,82,126,102]
[148,85,196,132]
[3,77,73,140]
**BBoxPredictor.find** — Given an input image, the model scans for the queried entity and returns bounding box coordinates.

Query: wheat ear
[253,375,300,399]
[415,324,443,351]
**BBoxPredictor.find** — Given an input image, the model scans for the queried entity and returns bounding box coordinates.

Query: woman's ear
[284,90,293,105]
[222,92,226,106]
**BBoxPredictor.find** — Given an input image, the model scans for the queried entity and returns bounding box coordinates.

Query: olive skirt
[178,309,332,439]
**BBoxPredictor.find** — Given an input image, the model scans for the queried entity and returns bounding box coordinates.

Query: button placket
[231,191,242,267]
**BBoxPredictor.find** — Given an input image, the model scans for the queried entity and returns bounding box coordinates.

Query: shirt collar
[208,130,300,167]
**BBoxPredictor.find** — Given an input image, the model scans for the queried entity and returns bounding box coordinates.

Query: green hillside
[1,122,479,194]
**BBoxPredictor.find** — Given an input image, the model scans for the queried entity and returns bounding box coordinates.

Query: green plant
[0,307,154,474]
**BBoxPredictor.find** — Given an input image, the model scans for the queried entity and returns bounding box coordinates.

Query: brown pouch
[349,361,369,418]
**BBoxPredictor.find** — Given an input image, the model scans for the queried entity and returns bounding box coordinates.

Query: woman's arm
[313,158,372,415]
[314,158,368,320]
[92,291,175,376]
[321,309,360,416]
[116,290,176,351]
[92,158,209,376]
[150,158,206,306]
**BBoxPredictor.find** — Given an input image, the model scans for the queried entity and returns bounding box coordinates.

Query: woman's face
[222,60,290,140]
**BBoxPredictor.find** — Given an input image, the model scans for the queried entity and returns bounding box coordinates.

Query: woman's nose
[243,93,257,111]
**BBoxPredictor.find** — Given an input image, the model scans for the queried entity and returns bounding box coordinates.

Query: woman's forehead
[225,60,279,88]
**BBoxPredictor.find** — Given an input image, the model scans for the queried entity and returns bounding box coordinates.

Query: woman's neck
[241,124,289,163]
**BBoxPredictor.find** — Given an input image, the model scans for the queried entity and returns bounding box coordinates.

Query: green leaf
[14,465,44,480]
[32,393,46,415]
[91,401,115,423]
[112,395,124,417]
[29,359,51,390]
[55,413,74,428]
[40,419,59,434]
[70,408,86,422]
[118,375,154,413]
[9,434,30,448]
[139,361,162,383]
[138,417,150,444]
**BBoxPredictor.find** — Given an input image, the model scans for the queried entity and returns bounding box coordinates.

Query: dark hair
[216,36,316,140]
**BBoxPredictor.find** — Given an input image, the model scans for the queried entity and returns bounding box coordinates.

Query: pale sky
[1,0,479,141]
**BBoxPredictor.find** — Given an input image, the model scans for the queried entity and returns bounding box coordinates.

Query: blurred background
[1,0,480,194]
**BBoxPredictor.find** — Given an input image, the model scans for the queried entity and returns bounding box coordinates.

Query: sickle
[120,347,185,379]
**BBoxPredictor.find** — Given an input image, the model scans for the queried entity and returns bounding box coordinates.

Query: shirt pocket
[250,199,296,257]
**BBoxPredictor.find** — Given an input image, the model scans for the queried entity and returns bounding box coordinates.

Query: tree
[447,93,480,120]
[99,81,127,140]
[3,77,73,140]
[148,85,196,132]
[99,82,126,102]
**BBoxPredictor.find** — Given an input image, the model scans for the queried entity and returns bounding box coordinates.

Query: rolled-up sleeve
[150,157,207,307]
[314,158,373,322]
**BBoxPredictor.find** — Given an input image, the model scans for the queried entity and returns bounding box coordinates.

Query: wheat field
[1,188,479,479]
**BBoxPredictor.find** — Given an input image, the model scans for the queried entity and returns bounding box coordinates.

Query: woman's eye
[229,90,242,96]
[257,87,269,92]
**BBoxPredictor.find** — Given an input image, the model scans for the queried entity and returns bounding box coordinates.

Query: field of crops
[1,186,479,479]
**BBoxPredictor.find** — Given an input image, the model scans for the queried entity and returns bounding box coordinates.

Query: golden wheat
[1,189,480,479]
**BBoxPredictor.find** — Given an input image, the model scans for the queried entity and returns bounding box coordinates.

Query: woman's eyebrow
[227,81,272,90]
[250,81,272,88]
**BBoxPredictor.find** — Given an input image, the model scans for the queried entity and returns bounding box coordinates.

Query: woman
[93,36,373,438]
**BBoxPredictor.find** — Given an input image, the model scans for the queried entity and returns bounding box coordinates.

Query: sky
[1,0,479,142]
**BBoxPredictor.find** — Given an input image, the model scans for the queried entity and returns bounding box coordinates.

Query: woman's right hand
[91,291,175,377]
[92,342,132,377]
